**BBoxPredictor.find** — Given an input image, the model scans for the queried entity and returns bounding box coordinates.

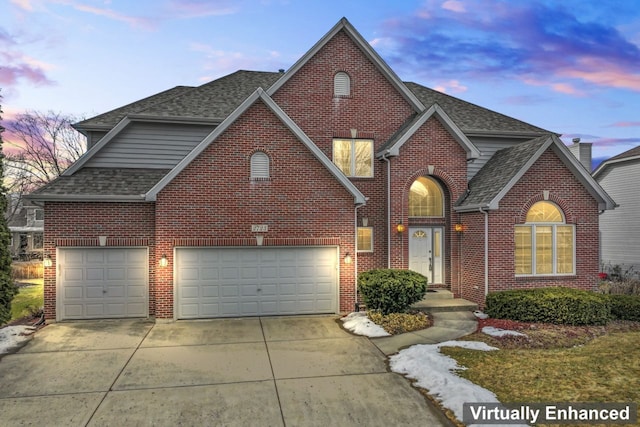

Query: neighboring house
[593,146,640,278]
[28,18,615,322]
[7,196,44,260]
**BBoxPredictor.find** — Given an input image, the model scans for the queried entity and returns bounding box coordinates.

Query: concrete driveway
[0,316,450,426]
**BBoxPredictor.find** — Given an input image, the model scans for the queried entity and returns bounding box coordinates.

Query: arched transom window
[409,177,444,217]
[515,201,574,275]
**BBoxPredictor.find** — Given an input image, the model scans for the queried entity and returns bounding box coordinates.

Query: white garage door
[176,247,338,319]
[58,248,148,320]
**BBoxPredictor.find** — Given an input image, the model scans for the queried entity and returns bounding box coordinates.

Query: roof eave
[379,104,481,159]
[593,155,640,178]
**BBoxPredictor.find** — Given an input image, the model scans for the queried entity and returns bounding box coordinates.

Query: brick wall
[272,29,416,274]
[155,100,357,316]
[43,202,156,320]
[459,148,601,306]
[389,117,469,290]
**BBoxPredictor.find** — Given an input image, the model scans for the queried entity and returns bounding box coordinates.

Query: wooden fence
[12,261,44,280]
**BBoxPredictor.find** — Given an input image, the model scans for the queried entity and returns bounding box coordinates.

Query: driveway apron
[0,316,450,426]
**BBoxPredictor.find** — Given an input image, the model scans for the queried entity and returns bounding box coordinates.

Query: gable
[147,88,365,205]
[456,135,615,212]
[157,100,357,209]
[268,18,422,112]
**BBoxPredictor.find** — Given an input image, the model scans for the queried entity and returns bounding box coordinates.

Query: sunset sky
[1,0,639,167]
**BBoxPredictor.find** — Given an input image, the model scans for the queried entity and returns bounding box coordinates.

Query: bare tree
[3,111,86,221]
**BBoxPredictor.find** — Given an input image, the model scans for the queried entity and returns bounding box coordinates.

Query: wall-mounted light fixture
[454,224,465,232]
[362,217,368,227]
[159,254,168,268]
[344,253,352,264]
[396,223,405,233]
[43,254,53,268]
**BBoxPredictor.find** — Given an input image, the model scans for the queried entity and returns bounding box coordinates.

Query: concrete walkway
[0,316,456,427]
[371,311,479,355]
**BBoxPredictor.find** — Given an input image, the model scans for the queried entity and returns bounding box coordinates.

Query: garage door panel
[176,247,337,319]
[58,248,148,320]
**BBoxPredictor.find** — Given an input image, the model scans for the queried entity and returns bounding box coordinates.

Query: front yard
[442,318,640,426]
[8,278,44,324]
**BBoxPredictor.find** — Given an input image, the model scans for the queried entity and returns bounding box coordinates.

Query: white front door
[409,227,444,285]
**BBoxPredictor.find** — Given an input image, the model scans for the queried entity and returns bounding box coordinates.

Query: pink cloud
[607,121,640,128]
[70,2,155,29]
[433,79,468,94]
[441,0,466,13]
[0,64,53,86]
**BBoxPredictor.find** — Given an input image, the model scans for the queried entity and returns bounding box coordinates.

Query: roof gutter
[25,194,148,202]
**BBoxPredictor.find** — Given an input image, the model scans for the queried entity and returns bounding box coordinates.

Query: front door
[409,227,444,285]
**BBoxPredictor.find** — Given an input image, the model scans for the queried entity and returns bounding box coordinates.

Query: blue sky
[1,0,639,166]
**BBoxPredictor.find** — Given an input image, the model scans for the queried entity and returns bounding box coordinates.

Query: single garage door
[58,248,148,320]
[176,247,338,319]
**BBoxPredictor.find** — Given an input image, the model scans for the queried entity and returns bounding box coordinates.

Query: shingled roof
[75,70,550,138]
[75,71,282,131]
[28,168,170,201]
[404,82,550,136]
[456,135,551,210]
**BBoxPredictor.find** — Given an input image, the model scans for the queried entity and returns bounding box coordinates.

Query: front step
[423,289,455,299]
[412,294,478,313]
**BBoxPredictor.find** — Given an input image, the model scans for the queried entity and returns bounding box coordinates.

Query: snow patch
[473,310,489,319]
[390,340,519,426]
[340,312,390,337]
[482,326,527,338]
[0,325,36,354]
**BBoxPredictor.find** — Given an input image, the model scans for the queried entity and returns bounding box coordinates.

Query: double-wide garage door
[176,247,338,319]
[58,248,148,320]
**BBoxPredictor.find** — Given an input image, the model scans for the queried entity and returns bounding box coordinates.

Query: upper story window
[332,138,373,178]
[250,151,270,180]
[35,209,44,221]
[334,72,351,97]
[515,201,575,275]
[409,177,444,217]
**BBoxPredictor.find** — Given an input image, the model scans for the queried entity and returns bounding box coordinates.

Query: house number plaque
[251,224,269,232]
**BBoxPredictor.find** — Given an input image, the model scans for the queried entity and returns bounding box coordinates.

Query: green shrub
[485,287,611,325]
[358,269,428,315]
[609,294,640,322]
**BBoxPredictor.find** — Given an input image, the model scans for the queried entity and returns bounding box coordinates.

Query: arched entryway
[407,176,446,285]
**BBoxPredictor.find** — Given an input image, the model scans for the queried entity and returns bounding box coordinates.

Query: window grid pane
[333,139,352,175]
[535,226,553,274]
[515,226,532,274]
[357,227,373,252]
[354,140,373,177]
[409,177,444,217]
[556,226,574,274]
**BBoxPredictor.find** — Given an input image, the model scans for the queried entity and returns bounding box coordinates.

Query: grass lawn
[440,319,640,426]
[10,278,44,322]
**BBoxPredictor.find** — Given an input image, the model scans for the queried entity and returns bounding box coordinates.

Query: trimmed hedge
[358,269,427,315]
[609,294,640,322]
[485,287,611,325]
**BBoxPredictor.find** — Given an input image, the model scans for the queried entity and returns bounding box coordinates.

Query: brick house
[29,18,615,321]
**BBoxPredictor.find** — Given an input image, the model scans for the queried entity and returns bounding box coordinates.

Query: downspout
[381,151,391,268]
[354,202,365,311]
[479,207,489,297]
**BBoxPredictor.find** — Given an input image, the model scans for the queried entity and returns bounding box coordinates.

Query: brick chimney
[568,138,593,172]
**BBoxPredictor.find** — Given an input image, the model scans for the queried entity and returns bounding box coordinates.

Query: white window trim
[333,138,374,178]
[515,223,576,276]
[357,226,374,252]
